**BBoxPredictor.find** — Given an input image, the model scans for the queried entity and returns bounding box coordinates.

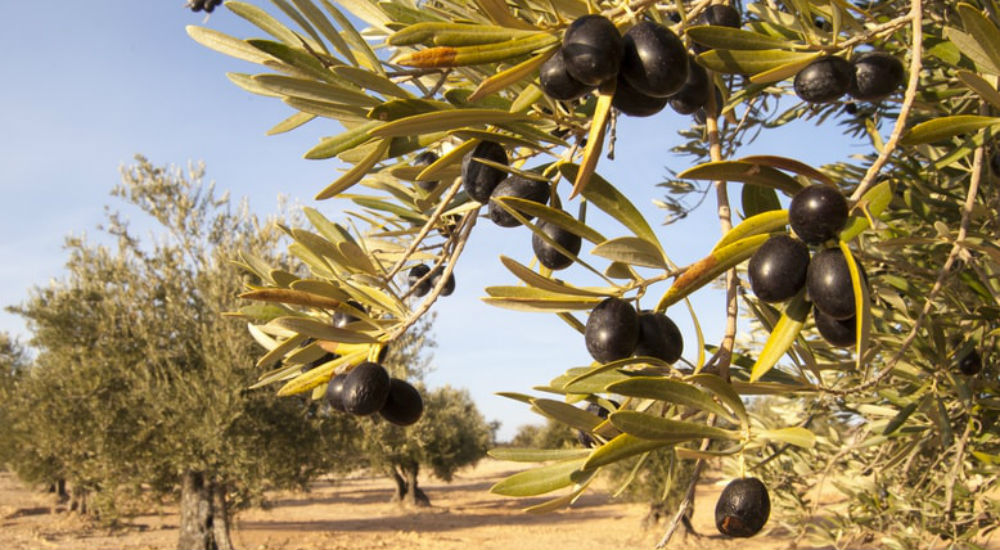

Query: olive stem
[391,210,478,340]
[849,0,923,202]
[827,119,983,396]
[655,458,705,548]
[384,175,464,282]
[703,84,739,382]
[944,418,973,515]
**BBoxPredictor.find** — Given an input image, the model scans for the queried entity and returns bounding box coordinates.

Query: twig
[849,0,923,202]
[384,176,465,282]
[944,417,973,515]
[656,458,705,548]
[701,86,738,381]
[826,121,984,396]
[389,210,477,340]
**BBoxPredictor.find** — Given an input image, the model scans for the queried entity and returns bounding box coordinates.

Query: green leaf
[268,111,316,135]
[315,139,390,200]
[945,26,999,74]
[569,87,614,199]
[333,66,413,99]
[714,210,789,251]
[276,349,368,396]
[253,74,378,107]
[368,108,536,137]
[606,377,733,420]
[469,49,556,101]
[739,155,835,185]
[488,448,591,462]
[494,197,605,243]
[749,54,821,84]
[490,458,589,496]
[697,49,819,75]
[483,286,605,312]
[749,292,810,382]
[591,237,666,269]
[758,426,816,448]
[246,39,336,83]
[609,411,740,442]
[957,3,1000,75]
[532,398,605,432]
[675,445,743,459]
[499,256,608,297]
[561,165,661,249]
[657,234,769,310]
[267,316,380,344]
[742,185,782,218]
[289,0,358,65]
[883,401,919,435]
[687,374,748,426]
[686,25,793,50]
[679,160,803,195]
[839,242,871,371]
[549,366,632,394]
[395,33,558,67]
[583,433,668,470]
[186,26,275,65]
[900,115,1000,146]
[839,180,893,241]
[956,70,1000,110]
[304,121,383,159]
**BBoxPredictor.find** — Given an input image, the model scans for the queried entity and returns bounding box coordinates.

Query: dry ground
[0,458,944,550]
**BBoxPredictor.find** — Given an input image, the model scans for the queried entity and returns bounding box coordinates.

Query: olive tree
[8,157,355,549]
[190,0,1000,546]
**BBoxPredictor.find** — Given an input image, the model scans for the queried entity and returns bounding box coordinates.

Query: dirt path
[0,460,814,549]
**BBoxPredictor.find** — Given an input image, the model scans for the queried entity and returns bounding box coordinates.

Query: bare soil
[0,459,922,550]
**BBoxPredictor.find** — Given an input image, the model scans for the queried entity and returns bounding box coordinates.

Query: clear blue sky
[0,1,863,440]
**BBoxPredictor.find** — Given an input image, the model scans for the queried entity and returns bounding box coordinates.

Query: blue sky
[0,1,863,440]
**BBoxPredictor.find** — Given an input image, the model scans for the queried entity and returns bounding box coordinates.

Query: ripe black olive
[807,247,864,320]
[584,297,640,363]
[621,21,689,98]
[668,56,711,115]
[341,362,391,416]
[715,477,770,537]
[462,141,508,203]
[814,308,856,347]
[848,51,904,102]
[539,49,594,101]
[634,311,684,363]
[612,73,669,117]
[325,373,348,412]
[748,235,810,303]
[788,185,849,245]
[407,264,432,297]
[958,349,982,376]
[413,151,439,191]
[532,220,582,270]
[793,56,852,104]
[379,378,424,426]
[488,176,550,228]
[562,15,624,86]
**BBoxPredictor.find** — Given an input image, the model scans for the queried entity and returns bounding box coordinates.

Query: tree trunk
[177,471,214,550]
[402,464,430,508]
[69,485,89,516]
[211,482,234,550]
[56,478,68,502]
[389,468,407,503]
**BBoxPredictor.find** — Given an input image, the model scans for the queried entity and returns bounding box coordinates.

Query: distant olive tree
[7,157,355,550]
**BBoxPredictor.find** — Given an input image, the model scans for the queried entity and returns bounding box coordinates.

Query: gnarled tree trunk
[389,468,407,503]
[177,472,233,550]
[401,463,429,508]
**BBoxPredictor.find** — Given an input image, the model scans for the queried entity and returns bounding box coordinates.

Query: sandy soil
[0,459,853,550]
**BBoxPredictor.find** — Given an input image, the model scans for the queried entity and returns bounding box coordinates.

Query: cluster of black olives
[406,263,456,298]
[748,185,865,347]
[325,361,424,426]
[188,0,222,13]
[793,51,904,104]
[539,6,741,118]
[583,297,684,365]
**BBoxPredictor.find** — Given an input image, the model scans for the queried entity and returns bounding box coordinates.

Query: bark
[211,482,234,550]
[177,471,213,550]
[69,486,89,515]
[389,468,407,503]
[56,478,68,502]
[402,464,430,508]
